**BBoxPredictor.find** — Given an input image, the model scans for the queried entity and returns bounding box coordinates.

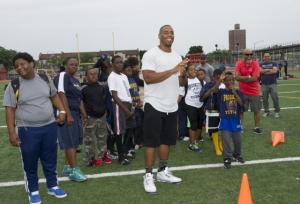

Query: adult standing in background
[283,60,288,76]
[196,54,214,82]
[235,49,262,134]
[94,53,111,84]
[142,25,188,194]
[53,57,88,182]
[260,52,280,117]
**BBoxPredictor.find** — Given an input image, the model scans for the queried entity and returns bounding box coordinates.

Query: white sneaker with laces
[156,167,182,184]
[143,173,157,194]
[263,113,269,117]
[275,113,280,117]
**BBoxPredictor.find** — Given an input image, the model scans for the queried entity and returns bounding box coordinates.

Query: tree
[139,50,147,60]
[0,46,17,67]
[206,49,232,65]
[188,46,203,54]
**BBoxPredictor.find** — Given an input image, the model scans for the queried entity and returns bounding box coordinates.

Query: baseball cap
[100,53,111,63]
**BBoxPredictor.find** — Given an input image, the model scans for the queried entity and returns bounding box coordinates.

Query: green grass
[0,71,300,204]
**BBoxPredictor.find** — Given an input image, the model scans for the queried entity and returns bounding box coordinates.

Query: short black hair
[159,25,171,34]
[225,71,233,76]
[126,57,139,67]
[123,62,131,70]
[213,69,223,76]
[263,51,271,56]
[185,63,194,71]
[112,55,122,63]
[12,52,35,68]
[85,68,95,76]
[198,68,206,74]
[64,57,77,65]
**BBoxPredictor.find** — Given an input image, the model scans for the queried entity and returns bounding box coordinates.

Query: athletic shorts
[57,110,83,150]
[112,101,136,135]
[143,103,177,148]
[205,110,220,133]
[184,104,205,131]
[243,94,262,113]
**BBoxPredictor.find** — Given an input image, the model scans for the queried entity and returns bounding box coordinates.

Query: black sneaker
[254,128,262,134]
[119,159,130,165]
[196,135,204,142]
[224,158,231,169]
[233,154,245,163]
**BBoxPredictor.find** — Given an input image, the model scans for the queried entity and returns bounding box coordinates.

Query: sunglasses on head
[244,53,253,56]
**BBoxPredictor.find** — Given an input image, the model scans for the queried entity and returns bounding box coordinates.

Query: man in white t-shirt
[142,25,189,194]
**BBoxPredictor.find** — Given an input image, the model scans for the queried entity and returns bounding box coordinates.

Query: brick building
[229,24,246,51]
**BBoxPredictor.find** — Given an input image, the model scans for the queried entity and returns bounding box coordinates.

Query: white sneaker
[183,137,189,141]
[143,173,157,194]
[263,113,269,117]
[275,113,280,117]
[156,167,182,184]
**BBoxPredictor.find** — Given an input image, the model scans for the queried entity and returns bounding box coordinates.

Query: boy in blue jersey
[213,71,245,169]
[200,69,225,155]
[122,62,143,156]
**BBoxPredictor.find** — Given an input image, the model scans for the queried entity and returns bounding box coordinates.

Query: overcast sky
[0,0,299,59]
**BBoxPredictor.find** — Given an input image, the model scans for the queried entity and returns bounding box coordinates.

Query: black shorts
[143,103,177,148]
[184,104,205,131]
[112,101,136,135]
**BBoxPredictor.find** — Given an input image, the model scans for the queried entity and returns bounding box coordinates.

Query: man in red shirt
[234,49,262,134]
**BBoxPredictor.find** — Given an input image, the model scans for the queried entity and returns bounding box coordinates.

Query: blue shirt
[127,77,141,126]
[199,81,219,111]
[53,72,82,112]
[260,61,277,85]
[217,88,244,120]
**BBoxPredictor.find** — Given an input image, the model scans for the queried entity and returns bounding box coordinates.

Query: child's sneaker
[187,144,202,152]
[119,159,130,165]
[224,158,231,169]
[90,158,102,166]
[103,152,113,163]
[68,166,87,182]
[28,192,41,204]
[47,187,67,198]
[233,154,245,163]
[62,165,71,176]
[107,150,118,159]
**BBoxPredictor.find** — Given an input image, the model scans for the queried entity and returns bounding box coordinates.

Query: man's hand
[9,133,21,147]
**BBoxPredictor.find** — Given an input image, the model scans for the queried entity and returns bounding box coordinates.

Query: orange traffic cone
[237,173,253,204]
[271,131,285,147]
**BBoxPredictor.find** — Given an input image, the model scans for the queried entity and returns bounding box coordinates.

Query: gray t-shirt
[3,74,57,127]
[197,63,214,82]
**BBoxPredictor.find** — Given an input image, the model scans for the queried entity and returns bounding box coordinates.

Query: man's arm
[5,107,20,147]
[235,72,258,82]
[143,59,188,84]
[260,66,278,75]
[111,91,133,118]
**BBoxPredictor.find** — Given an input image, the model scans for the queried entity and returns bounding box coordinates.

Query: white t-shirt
[182,78,206,108]
[107,71,132,102]
[142,46,182,112]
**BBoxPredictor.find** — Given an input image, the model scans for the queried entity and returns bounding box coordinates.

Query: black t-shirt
[82,82,106,118]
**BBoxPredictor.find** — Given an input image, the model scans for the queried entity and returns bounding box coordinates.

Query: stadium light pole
[254,40,263,60]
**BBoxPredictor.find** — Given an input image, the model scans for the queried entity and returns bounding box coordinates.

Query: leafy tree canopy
[188,46,203,54]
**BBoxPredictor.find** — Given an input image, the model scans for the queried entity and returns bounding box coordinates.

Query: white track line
[278,91,300,94]
[1,157,300,188]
